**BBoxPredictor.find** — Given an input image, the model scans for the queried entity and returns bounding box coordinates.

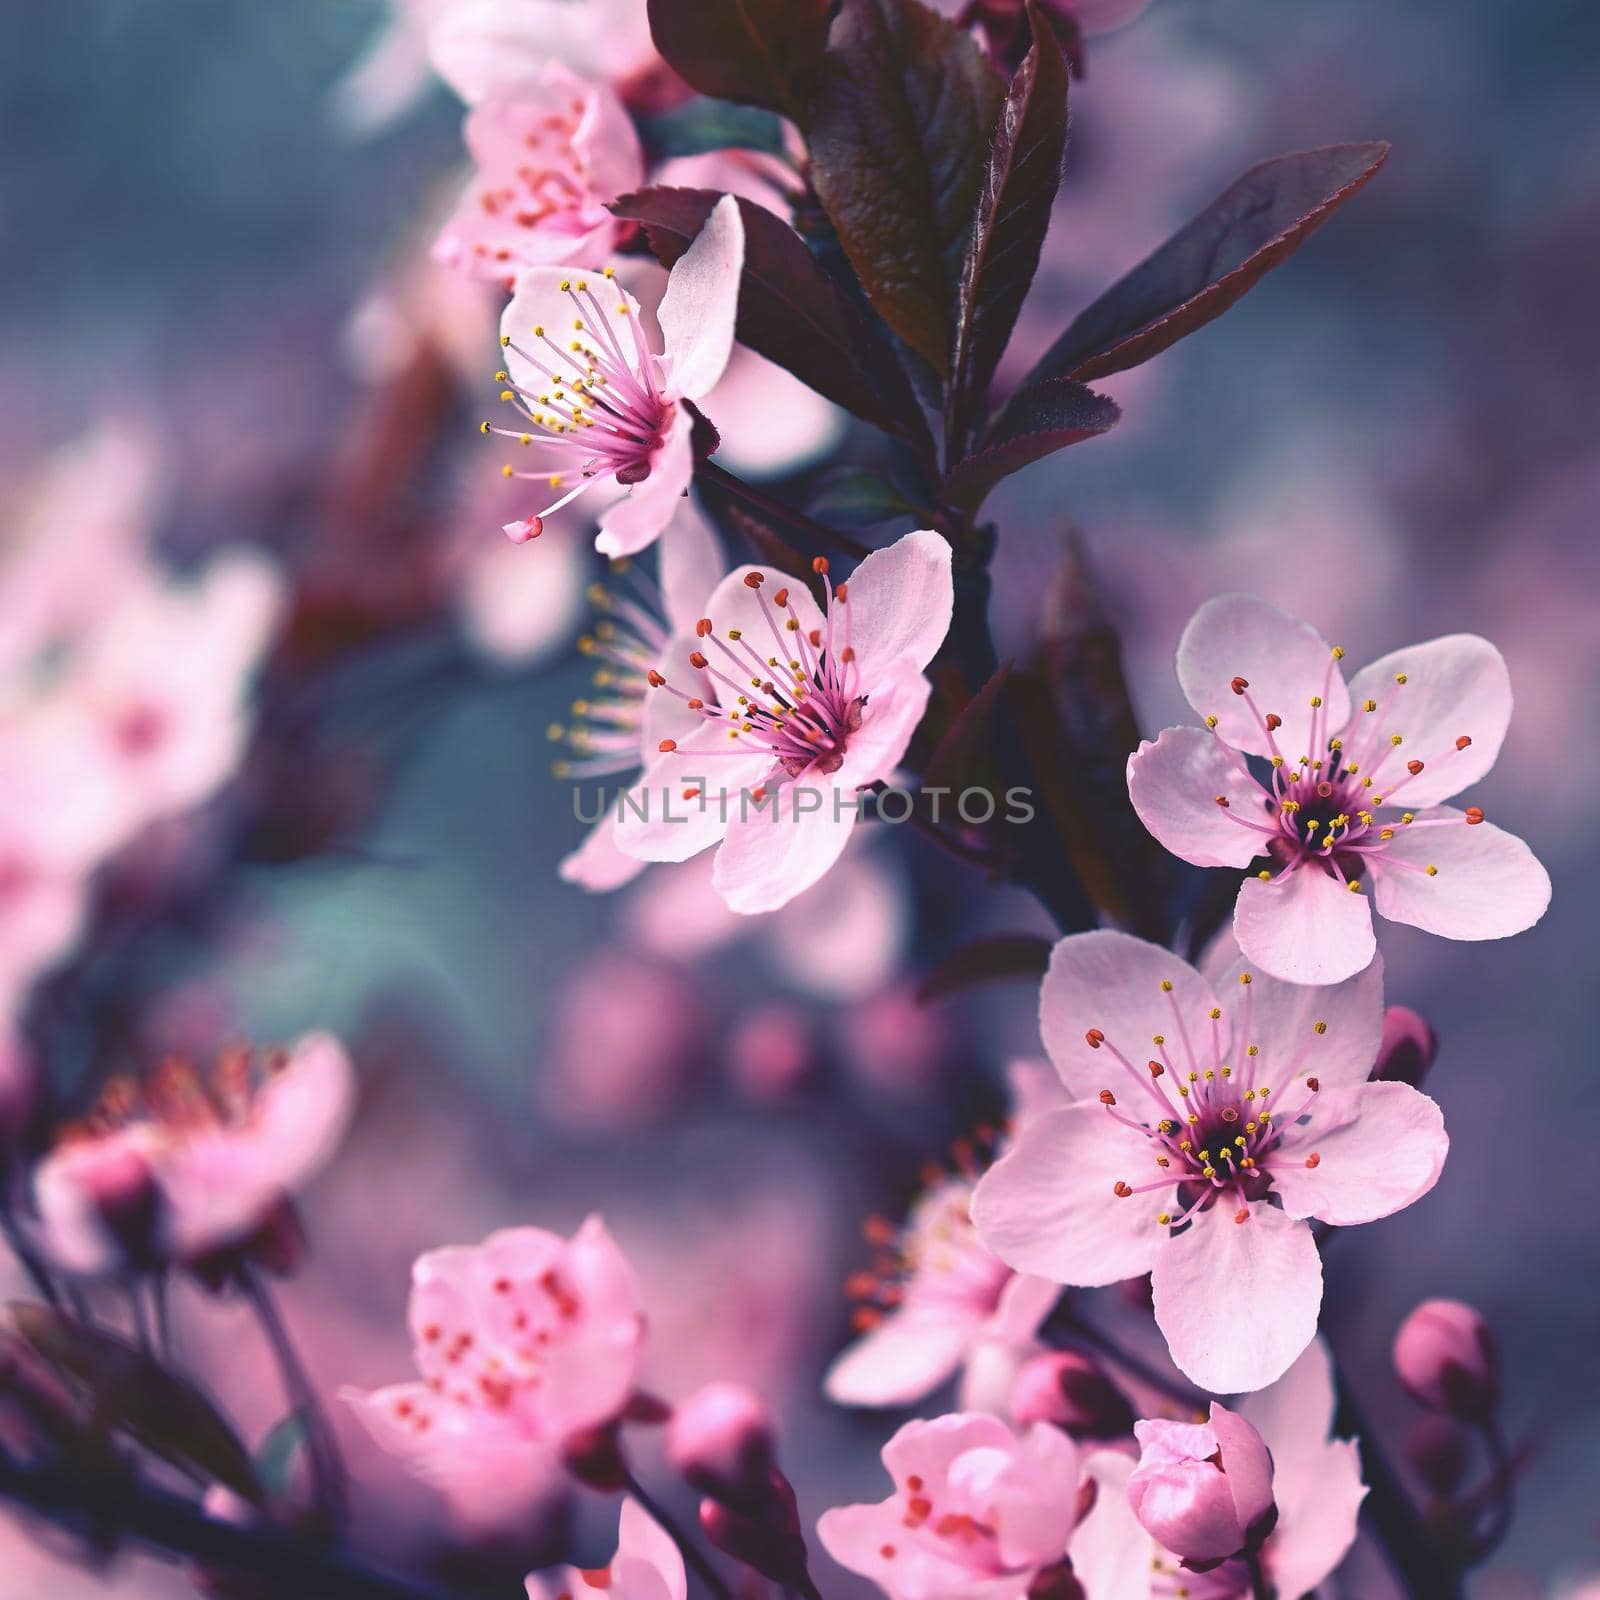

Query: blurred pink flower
[1140,1341,1367,1599]
[46,550,285,845]
[725,1002,818,1101]
[342,1217,645,1506]
[434,69,643,288]
[617,530,953,913]
[1127,595,1551,984]
[526,1498,683,1600]
[492,196,743,556]
[456,517,590,666]
[973,931,1448,1392]
[33,1033,356,1274]
[840,983,958,1097]
[817,1412,1144,1600]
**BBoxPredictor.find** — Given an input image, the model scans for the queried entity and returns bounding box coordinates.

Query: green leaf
[9,1302,263,1504]
[637,97,789,161]
[255,1411,310,1499]
[808,469,925,528]
[809,0,1005,378]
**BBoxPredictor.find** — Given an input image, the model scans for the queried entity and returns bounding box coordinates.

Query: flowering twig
[697,460,869,559]
[623,1471,738,1600]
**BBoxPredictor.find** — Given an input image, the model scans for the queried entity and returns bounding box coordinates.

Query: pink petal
[1235,1337,1336,1479]
[1070,1450,1154,1600]
[1151,1202,1322,1393]
[835,529,955,682]
[704,346,846,480]
[693,558,827,652]
[1207,948,1385,1090]
[832,657,933,791]
[559,817,648,893]
[1210,1403,1274,1534]
[1233,865,1376,986]
[1270,1081,1447,1227]
[823,1305,985,1406]
[1343,634,1511,808]
[985,1272,1060,1347]
[457,532,587,666]
[613,732,769,863]
[989,1423,1080,1569]
[596,411,695,559]
[1372,808,1551,940]
[1176,595,1348,761]
[1266,1437,1366,1599]
[1126,726,1269,869]
[1038,930,1224,1102]
[502,271,649,400]
[656,501,726,633]
[882,1411,1016,1485]
[972,1105,1161,1288]
[711,784,859,914]
[616,1499,688,1600]
[658,195,744,402]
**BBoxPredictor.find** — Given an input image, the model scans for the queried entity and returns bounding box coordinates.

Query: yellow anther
[1390,734,1404,746]
[1310,695,1323,708]
[1208,1008,1221,1021]
[1395,673,1408,684]
[1160,980,1173,993]
[1363,698,1377,712]
[499,334,511,347]
[1426,864,1438,876]
[1332,645,1345,659]
[1205,715,1218,729]
[1239,972,1253,985]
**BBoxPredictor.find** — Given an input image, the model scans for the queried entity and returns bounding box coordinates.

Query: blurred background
[1,0,1596,1594]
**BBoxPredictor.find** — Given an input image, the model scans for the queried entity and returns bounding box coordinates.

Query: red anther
[646,669,665,687]
[658,739,677,753]
[1113,1182,1133,1198]
[751,785,767,803]
[1234,1209,1250,1225]
[1085,1028,1104,1048]
[744,572,765,588]
[1464,807,1485,825]
[840,645,855,662]
[1407,759,1424,775]
[773,587,790,607]
[1305,1153,1321,1168]
[1098,1090,1117,1106]
[682,787,700,801]
[845,1271,879,1300]
[1231,676,1250,695]
[850,1307,882,1332]
[863,1215,896,1245]
[835,582,848,602]
[1148,1060,1164,1079]
[1265,712,1282,731]
[689,651,709,670]
[696,617,713,637]
[808,628,822,646]
[812,557,829,574]
[687,698,704,710]
[1456,735,1473,750]
[1306,1077,1320,1092]
[1214,795,1230,808]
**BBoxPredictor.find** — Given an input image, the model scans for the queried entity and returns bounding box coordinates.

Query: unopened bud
[668,1382,775,1505]
[698,1470,808,1587]
[561,1421,629,1490]
[1011,1352,1135,1440]
[1372,1006,1438,1087]
[1393,1300,1498,1420]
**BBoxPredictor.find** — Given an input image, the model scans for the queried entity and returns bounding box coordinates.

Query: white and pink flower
[817,1412,1147,1600]
[434,67,642,288]
[615,529,954,914]
[33,1033,356,1274]
[526,1497,684,1600]
[342,1217,645,1497]
[1127,595,1551,984]
[972,930,1448,1393]
[490,196,744,557]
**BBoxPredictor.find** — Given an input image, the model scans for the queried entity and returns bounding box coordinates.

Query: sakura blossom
[817,1411,1149,1600]
[433,67,642,288]
[32,1033,356,1275]
[342,1217,645,1500]
[525,1498,685,1600]
[615,528,954,914]
[972,929,1448,1392]
[550,499,725,891]
[1127,594,1552,984]
[489,196,743,556]
[1135,1340,1367,1599]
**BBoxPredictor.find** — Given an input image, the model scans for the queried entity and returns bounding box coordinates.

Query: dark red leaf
[949,2,1070,448]
[1016,141,1391,389]
[611,186,910,436]
[943,377,1119,511]
[923,659,1012,790]
[916,933,1052,1003]
[809,0,1005,377]
[646,0,830,123]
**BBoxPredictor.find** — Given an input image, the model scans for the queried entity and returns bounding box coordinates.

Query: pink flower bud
[698,1471,808,1587]
[1010,1352,1135,1440]
[1393,1300,1498,1420]
[1371,1006,1438,1087]
[1128,1406,1276,1565]
[668,1382,775,1503]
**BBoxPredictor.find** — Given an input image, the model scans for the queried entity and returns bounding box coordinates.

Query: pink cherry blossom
[33,1033,356,1274]
[552,501,726,892]
[526,1498,685,1600]
[342,1217,645,1498]
[972,929,1449,1392]
[1139,1341,1367,1599]
[1127,1404,1274,1564]
[817,1411,1146,1600]
[1127,595,1552,984]
[434,69,642,288]
[614,529,954,914]
[489,196,744,557]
